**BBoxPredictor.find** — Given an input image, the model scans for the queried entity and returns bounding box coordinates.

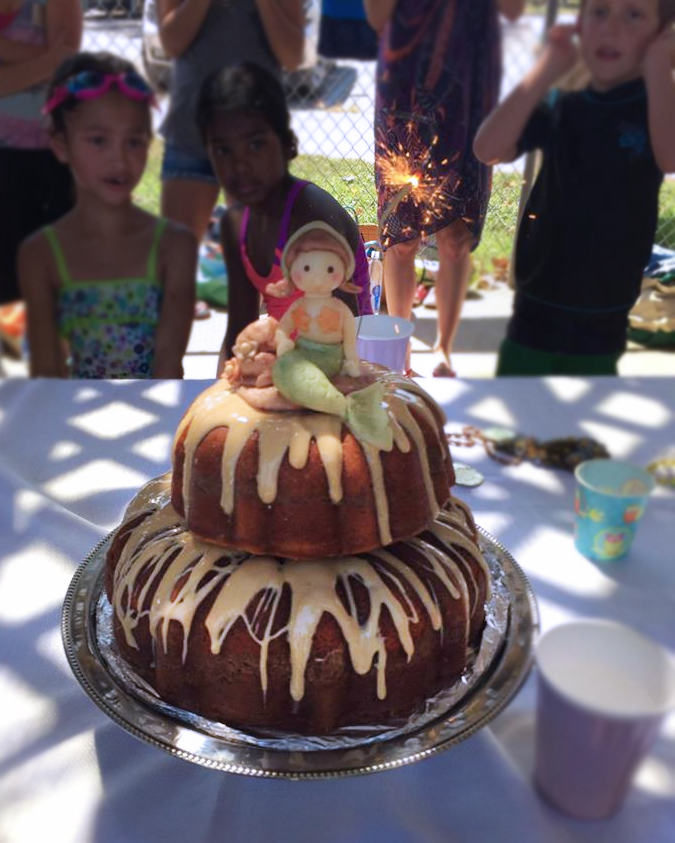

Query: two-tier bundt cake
[104,222,490,736]
[106,476,488,735]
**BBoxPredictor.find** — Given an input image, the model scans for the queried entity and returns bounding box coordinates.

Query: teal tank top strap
[146,217,169,283]
[43,226,73,287]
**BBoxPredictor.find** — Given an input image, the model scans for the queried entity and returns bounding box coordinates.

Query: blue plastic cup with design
[574,459,656,561]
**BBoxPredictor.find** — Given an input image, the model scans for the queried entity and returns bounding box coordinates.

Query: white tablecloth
[0,376,673,843]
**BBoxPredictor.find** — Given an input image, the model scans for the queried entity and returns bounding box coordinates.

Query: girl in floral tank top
[19,51,198,378]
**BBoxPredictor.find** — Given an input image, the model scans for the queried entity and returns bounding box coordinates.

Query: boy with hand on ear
[474,0,675,376]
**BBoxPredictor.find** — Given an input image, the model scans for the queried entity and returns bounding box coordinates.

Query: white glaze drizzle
[110,479,486,704]
[430,499,492,606]
[172,375,448,546]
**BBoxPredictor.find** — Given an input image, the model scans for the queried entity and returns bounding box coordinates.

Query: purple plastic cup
[355,315,414,372]
[534,619,675,820]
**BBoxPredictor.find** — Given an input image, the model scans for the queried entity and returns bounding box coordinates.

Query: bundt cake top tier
[107,476,489,732]
[171,364,455,557]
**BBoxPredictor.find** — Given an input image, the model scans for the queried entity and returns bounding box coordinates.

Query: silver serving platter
[62,528,539,779]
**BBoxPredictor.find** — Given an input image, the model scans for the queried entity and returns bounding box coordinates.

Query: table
[0,376,673,843]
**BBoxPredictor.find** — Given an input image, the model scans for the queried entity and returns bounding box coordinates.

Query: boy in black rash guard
[473,0,675,375]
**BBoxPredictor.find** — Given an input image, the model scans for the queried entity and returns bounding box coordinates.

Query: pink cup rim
[535,619,675,720]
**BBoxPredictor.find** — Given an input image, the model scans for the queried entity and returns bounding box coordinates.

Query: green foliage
[135,138,164,215]
[656,179,675,250]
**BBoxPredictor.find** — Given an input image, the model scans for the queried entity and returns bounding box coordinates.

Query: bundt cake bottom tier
[106,477,490,736]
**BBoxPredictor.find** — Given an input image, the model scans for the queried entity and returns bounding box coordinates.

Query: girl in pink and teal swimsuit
[195,62,373,372]
[19,52,197,379]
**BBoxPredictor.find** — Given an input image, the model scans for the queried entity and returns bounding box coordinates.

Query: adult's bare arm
[156,0,212,59]
[644,28,675,173]
[495,0,526,22]
[46,0,82,50]
[0,38,44,64]
[474,24,577,164]
[363,0,396,34]
[0,0,81,98]
[18,234,67,378]
[255,0,305,71]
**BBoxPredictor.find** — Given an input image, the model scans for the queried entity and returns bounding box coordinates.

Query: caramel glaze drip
[111,476,488,704]
[431,498,492,614]
[173,372,449,547]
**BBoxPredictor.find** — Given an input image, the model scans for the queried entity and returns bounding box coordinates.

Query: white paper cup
[534,619,675,820]
[355,315,415,372]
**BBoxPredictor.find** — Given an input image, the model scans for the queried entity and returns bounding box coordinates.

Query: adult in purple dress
[366,0,524,375]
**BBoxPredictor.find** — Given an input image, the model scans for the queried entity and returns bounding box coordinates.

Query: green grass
[656,178,675,248]
[136,139,675,282]
[291,153,378,226]
[135,138,164,214]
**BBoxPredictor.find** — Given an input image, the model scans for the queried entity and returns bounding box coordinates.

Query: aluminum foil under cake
[96,536,510,753]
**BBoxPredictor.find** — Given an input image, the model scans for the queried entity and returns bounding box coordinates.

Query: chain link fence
[83,0,675,276]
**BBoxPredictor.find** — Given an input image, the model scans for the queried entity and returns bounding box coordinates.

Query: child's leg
[161,178,219,320]
[161,179,220,242]
[383,237,420,370]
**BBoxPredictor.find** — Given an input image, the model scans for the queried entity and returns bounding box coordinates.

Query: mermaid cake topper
[267,221,392,449]
[224,222,393,449]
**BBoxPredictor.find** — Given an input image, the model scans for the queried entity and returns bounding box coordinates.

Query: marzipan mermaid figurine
[266,221,392,449]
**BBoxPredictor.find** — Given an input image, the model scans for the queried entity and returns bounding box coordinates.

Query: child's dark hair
[660,0,675,24]
[196,62,298,159]
[46,51,151,134]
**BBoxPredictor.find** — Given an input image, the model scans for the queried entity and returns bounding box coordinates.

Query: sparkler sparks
[377,129,460,241]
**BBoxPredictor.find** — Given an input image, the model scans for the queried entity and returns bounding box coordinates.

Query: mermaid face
[289,249,346,298]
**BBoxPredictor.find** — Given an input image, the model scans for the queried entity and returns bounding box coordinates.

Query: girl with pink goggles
[43,70,157,114]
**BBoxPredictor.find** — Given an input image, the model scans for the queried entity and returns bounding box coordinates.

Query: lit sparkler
[377,126,460,242]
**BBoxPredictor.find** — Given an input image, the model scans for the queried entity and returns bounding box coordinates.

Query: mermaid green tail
[273,339,392,450]
[344,381,392,450]
[273,342,346,416]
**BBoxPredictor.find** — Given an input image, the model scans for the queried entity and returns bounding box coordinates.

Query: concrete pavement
[180,281,675,380]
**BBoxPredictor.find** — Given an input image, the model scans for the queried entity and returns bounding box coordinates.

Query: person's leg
[161,178,220,243]
[160,145,221,319]
[382,237,420,320]
[162,179,219,320]
[431,219,473,376]
[382,237,420,372]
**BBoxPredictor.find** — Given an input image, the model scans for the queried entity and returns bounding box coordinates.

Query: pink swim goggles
[43,70,157,114]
